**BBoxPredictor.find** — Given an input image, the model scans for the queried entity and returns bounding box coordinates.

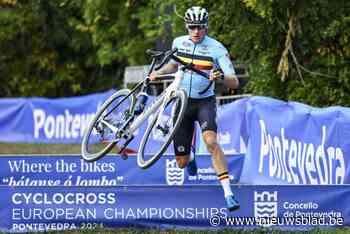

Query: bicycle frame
[127,69,185,138]
[81,48,210,162]
[99,48,211,142]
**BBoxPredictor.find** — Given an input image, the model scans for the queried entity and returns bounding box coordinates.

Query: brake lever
[146,49,165,58]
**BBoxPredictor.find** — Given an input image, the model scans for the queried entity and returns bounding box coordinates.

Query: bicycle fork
[152,69,183,135]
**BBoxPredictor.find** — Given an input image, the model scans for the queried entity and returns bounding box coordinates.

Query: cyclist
[149,6,239,211]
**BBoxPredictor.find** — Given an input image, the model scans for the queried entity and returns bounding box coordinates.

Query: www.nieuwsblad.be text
[209,215,344,227]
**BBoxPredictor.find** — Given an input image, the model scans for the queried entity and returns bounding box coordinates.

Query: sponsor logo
[254,191,278,227]
[201,45,208,50]
[258,120,345,184]
[182,41,192,47]
[33,109,95,139]
[166,159,184,186]
[177,146,185,153]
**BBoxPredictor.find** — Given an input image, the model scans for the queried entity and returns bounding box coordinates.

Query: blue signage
[1,93,350,185]
[0,154,244,187]
[0,185,348,232]
[0,91,114,144]
[239,97,350,185]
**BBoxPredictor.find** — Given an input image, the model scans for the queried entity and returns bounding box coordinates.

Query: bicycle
[81,48,213,169]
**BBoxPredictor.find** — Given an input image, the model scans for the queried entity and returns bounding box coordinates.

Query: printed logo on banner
[258,120,346,184]
[166,159,184,185]
[254,191,278,226]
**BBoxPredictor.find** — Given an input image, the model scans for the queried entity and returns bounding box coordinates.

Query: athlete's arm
[149,62,178,81]
[216,48,239,89]
[223,73,239,90]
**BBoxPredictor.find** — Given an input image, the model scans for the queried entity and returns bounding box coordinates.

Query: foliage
[1,0,350,107]
[0,0,148,97]
[239,0,350,106]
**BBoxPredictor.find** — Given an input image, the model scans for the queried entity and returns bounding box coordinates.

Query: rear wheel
[137,89,187,169]
[81,89,135,162]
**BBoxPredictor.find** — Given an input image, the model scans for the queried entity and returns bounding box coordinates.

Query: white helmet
[184,6,209,27]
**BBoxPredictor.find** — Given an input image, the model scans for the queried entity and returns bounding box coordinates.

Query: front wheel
[81,89,135,162]
[137,89,187,169]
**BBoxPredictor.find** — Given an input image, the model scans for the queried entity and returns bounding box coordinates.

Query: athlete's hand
[148,71,158,81]
[209,69,223,81]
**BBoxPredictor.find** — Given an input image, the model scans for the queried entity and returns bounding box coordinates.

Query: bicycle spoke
[82,89,135,161]
[137,90,187,168]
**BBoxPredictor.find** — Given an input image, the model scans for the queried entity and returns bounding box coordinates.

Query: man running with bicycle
[149,6,240,211]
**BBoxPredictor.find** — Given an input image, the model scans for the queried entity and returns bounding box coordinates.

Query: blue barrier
[0,154,244,186]
[0,90,114,144]
[0,154,349,232]
[2,94,350,184]
[240,97,350,185]
[1,93,350,231]
[0,90,246,155]
[1,185,349,232]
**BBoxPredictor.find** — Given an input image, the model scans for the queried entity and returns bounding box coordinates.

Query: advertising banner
[0,185,348,232]
[0,154,244,187]
[1,93,350,185]
[0,91,114,144]
[239,97,350,185]
[0,92,246,155]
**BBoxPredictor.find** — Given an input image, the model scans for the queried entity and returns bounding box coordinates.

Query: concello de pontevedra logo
[166,159,184,185]
[254,191,278,226]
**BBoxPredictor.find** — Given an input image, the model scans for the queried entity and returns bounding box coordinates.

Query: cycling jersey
[172,35,236,99]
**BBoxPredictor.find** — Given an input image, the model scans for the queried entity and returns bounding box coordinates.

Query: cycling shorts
[173,96,217,156]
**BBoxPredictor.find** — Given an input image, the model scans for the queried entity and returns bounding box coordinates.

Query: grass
[0,143,81,154]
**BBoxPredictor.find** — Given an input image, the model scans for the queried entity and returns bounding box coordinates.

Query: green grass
[0,143,81,154]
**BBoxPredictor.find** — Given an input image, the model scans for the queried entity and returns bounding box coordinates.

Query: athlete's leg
[202,130,232,193]
[198,97,239,211]
[173,127,193,168]
[173,101,195,169]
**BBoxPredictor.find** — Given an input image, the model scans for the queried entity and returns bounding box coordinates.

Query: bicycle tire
[137,89,187,169]
[81,89,135,162]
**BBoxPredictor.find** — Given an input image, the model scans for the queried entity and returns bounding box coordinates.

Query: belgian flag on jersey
[177,51,214,71]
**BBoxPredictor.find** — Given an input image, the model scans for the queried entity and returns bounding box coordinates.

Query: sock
[218,172,233,197]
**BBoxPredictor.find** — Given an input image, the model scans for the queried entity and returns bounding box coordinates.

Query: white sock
[218,172,233,197]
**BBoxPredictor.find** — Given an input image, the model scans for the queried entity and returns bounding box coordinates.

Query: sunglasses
[187,25,206,30]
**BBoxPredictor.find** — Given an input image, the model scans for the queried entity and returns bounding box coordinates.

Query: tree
[1,0,349,107]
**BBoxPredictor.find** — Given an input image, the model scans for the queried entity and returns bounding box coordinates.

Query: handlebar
[169,54,213,95]
[155,48,178,71]
[148,48,218,95]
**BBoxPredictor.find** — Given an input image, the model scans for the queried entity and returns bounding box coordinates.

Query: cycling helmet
[184,6,209,27]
